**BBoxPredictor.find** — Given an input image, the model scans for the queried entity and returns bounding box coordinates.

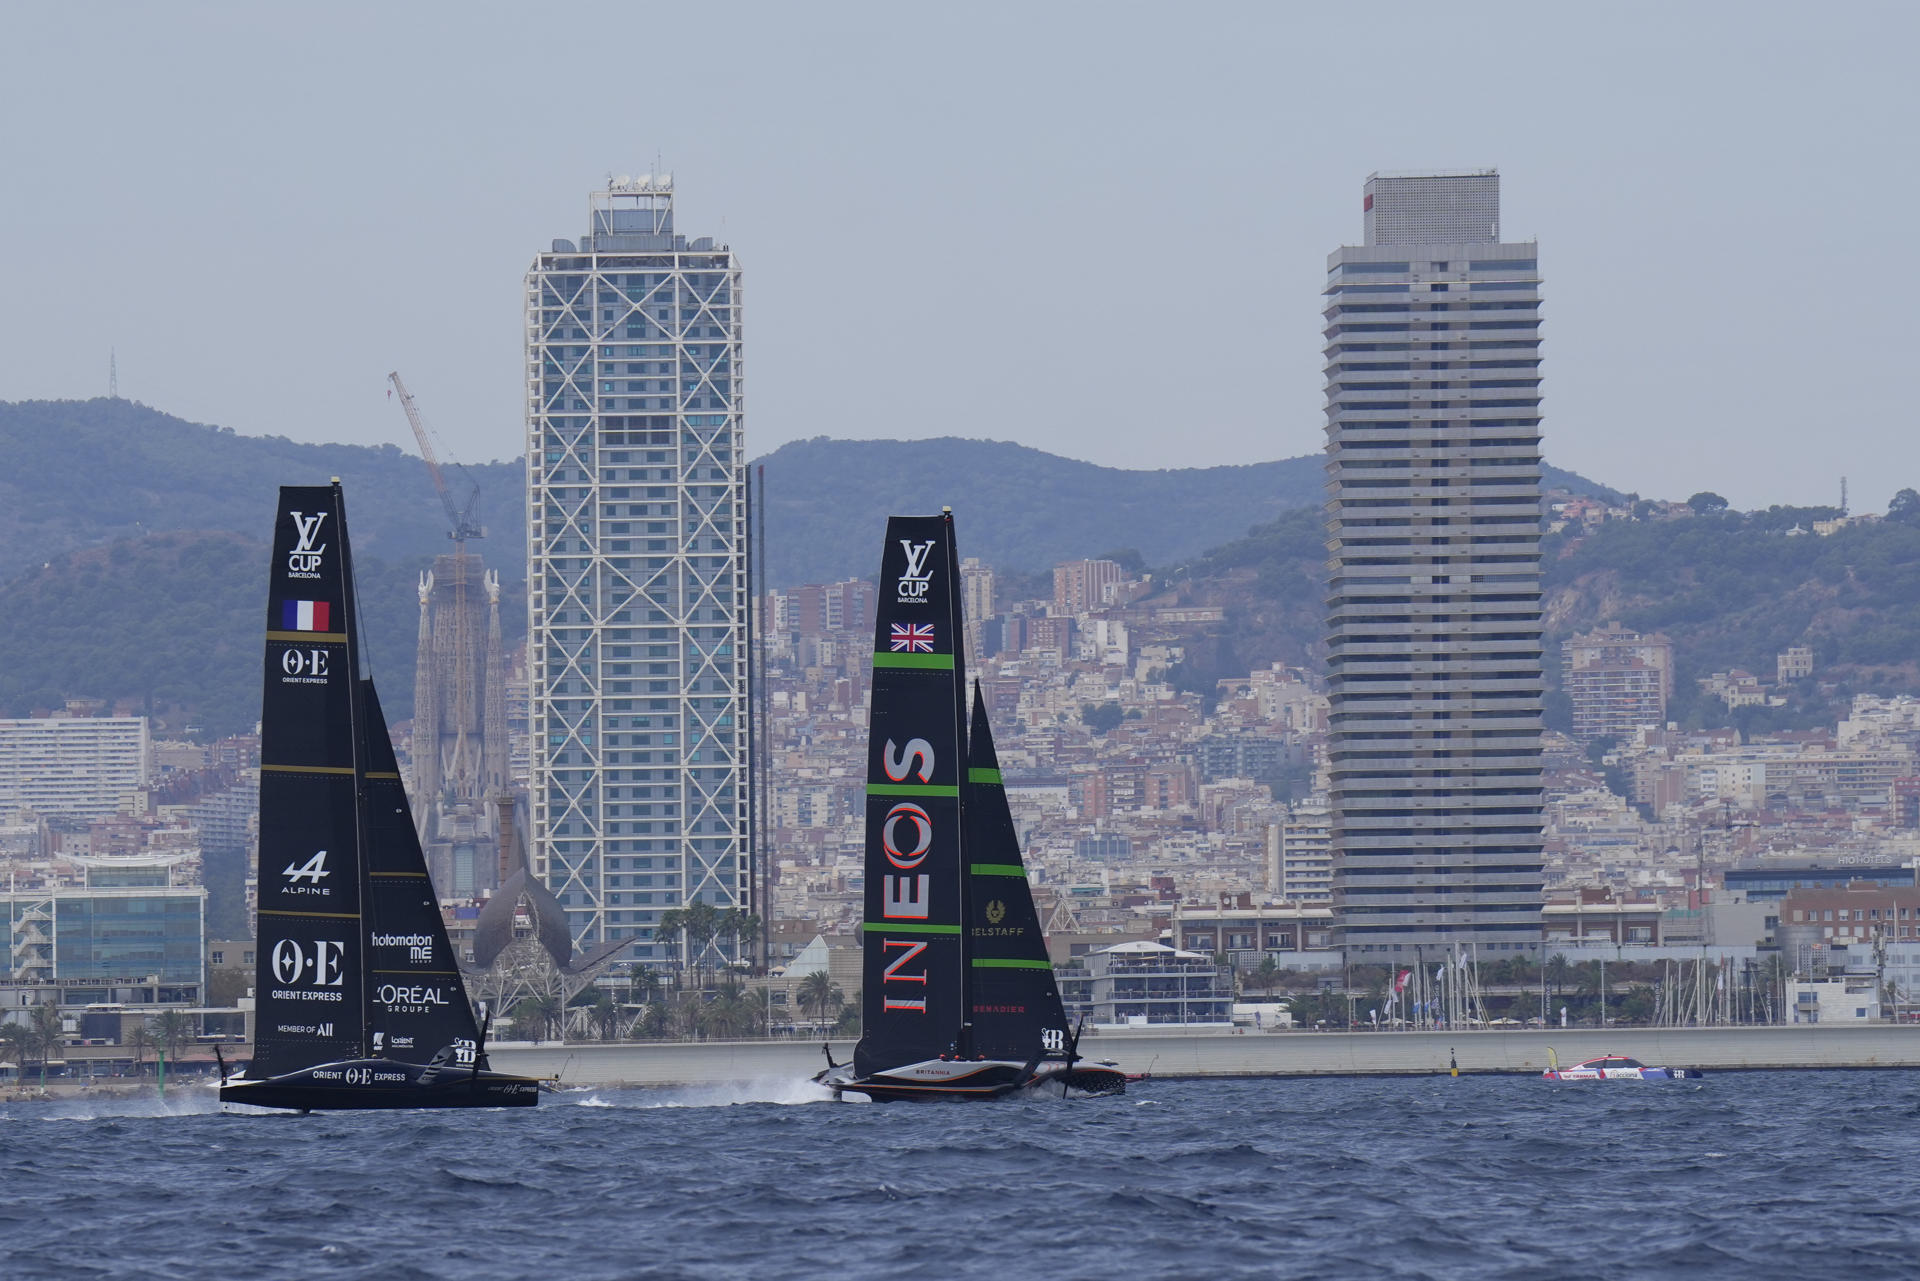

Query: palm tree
[150,1010,196,1066]
[796,970,843,1030]
[28,1001,63,1086]
[512,995,564,1043]
[629,965,663,1007]
[656,902,725,989]
[633,1001,671,1040]
[589,993,621,1042]
[1251,955,1282,997]
[126,1023,157,1078]
[0,1022,32,1082]
[716,910,762,973]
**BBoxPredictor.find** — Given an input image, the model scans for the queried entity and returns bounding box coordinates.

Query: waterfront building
[524,175,749,965]
[1322,170,1546,955]
[1271,801,1334,903]
[1170,902,1339,971]
[1562,622,1673,744]
[1071,941,1233,1026]
[1,880,206,994]
[0,717,148,822]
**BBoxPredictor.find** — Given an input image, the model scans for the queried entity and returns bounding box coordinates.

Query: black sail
[854,514,969,1077]
[252,485,367,1076]
[964,687,1071,1061]
[358,681,485,1068]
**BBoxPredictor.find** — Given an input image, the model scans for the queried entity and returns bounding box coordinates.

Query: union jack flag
[889,623,936,653]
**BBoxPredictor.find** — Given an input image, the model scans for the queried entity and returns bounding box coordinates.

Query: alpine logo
[282,850,330,896]
[284,849,329,883]
[896,538,936,603]
[889,623,935,653]
[287,510,329,579]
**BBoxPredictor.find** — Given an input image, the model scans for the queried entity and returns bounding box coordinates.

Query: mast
[333,480,375,1058]
[944,509,974,1056]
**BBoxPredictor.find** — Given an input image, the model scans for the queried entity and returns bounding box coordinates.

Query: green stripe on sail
[866,783,960,797]
[967,767,1003,784]
[861,922,961,935]
[970,957,1052,969]
[970,863,1027,877]
[872,651,955,669]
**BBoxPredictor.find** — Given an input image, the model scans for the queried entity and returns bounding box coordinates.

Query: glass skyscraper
[1322,170,1545,956]
[524,176,748,965]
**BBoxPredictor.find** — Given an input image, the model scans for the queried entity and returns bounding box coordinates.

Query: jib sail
[964,686,1071,1062]
[854,514,969,1078]
[358,680,485,1070]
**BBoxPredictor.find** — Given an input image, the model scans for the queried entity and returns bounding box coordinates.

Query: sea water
[2,1071,1916,1280]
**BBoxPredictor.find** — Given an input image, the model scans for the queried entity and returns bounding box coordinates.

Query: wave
[578,1077,840,1109]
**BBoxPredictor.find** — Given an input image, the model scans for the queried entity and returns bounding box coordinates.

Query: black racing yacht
[220,483,539,1111]
[814,511,1126,1101]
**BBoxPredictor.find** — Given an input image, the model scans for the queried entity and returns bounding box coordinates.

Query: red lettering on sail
[882,938,929,985]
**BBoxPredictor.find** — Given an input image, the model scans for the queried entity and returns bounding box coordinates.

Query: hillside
[0,397,1623,732]
[1,399,1620,590]
[1147,503,1920,729]
[0,398,526,584]
[752,435,1617,586]
[0,531,527,735]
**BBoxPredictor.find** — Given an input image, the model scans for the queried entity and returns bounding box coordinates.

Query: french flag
[282,600,331,632]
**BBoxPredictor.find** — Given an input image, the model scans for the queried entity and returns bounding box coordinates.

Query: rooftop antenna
[109,349,118,400]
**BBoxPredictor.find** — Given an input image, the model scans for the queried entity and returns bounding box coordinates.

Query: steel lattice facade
[525,177,748,964]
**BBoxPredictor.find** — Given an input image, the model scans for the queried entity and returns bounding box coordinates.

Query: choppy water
[2,1071,1917,1280]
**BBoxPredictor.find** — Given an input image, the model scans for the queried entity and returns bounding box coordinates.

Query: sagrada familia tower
[411,552,510,898]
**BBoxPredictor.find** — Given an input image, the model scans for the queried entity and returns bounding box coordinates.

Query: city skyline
[3,5,1917,513]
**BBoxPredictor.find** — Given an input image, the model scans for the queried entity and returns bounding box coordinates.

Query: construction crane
[388,371,484,545]
[389,370,485,806]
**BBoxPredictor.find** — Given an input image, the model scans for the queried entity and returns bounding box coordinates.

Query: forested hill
[1,399,1620,590]
[0,399,526,584]
[0,396,1627,734]
[751,435,1617,586]
[1147,502,1920,732]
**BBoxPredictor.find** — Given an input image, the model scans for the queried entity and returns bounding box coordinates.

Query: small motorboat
[1542,1051,1703,1082]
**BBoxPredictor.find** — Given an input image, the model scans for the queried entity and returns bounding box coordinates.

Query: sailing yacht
[219,483,540,1110]
[814,511,1126,1101]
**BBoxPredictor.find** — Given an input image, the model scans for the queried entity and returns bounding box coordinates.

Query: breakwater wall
[488,1024,1920,1087]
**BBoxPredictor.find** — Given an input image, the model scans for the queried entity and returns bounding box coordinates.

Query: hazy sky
[4,2,1916,510]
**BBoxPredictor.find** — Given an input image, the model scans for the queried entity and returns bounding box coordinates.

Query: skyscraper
[1322,170,1545,956]
[525,175,748,966]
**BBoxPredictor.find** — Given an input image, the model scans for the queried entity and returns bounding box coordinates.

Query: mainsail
[252,486,368,1076]
[853,514,970,1078]
[251,484,484,1078]
[964,687,1071,1062]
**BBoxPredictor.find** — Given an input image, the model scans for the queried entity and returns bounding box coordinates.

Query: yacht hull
[815,1056,1127,1101]
[219,1057,541,1111]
